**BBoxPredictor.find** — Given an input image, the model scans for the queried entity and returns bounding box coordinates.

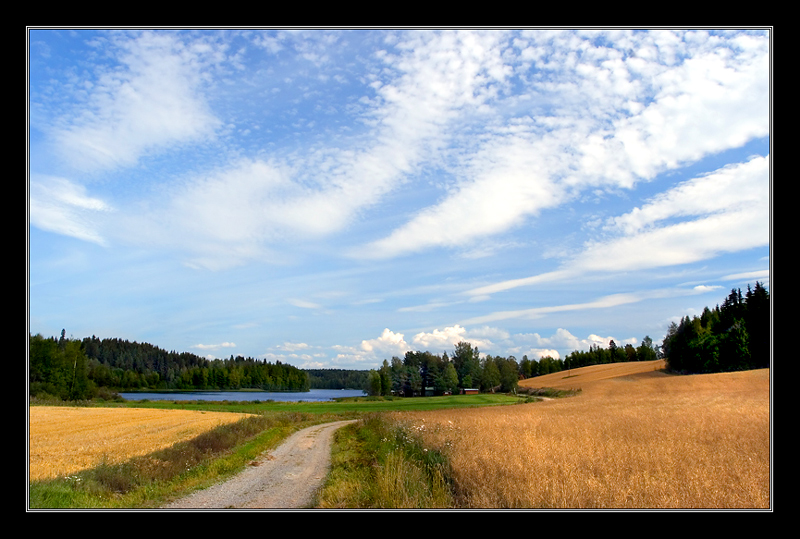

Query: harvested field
[392,364,770,509]
[29,406,254,481]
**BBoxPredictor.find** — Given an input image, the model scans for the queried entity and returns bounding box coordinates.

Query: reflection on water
[119,389,366,402]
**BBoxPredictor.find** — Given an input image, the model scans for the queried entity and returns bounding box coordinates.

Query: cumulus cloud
[351,325,645,363]
[357,324,498,360]
[360,328,410,357]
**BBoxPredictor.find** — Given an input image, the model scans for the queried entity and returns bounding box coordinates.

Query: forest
[305,369,370,390]
[28,282,769,401]
[363,341,614,397]
[28,333,309,401]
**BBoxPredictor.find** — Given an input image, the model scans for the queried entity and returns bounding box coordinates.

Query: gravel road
[162,419,356,510]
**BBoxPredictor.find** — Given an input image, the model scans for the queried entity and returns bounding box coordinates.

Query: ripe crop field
[29,406,254,481]
[520,359,668,390]
[391,364,770,509]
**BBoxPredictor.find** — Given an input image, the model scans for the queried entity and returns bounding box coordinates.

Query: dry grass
[520,359,668,391]
[29,406,254,481]
[391,364,770,509]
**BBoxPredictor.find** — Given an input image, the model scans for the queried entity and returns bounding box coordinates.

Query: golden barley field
[391,363,771,509]
[29,407,254,481]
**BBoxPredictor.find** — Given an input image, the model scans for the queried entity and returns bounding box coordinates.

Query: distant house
[424,387,435,396]
[461,388,479,394]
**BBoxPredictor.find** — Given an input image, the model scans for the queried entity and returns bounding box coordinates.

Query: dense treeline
[305,369,369,390]
[365,342,569,397]
[661,282,770,374]
[29,333,309,400]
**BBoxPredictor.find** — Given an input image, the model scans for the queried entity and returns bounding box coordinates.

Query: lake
[119,388,367,402]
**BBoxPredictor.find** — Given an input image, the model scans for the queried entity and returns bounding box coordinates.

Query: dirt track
[162,419,356,510]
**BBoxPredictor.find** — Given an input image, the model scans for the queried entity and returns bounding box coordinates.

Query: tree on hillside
[636,336,658,362]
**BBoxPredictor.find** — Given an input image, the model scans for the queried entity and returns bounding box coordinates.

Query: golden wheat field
[28,407,254,481]
[392,363,771,509]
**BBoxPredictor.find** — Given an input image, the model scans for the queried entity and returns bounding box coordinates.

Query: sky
[27,28,771,370]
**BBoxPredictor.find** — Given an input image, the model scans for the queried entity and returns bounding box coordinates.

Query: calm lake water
[119,389,366,402]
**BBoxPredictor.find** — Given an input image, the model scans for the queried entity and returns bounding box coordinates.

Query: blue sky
[27,28,771,369]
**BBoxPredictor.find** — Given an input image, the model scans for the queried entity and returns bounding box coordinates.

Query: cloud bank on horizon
[28,28,771,369]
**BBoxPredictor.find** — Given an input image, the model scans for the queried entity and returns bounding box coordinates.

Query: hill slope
[518,359,668,391]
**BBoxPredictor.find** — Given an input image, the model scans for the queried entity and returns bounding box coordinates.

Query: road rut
[163,419,356,509]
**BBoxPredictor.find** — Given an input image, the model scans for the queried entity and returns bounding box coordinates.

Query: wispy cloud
[287,298,324,310]
[354,30,769,260]
[463,154,769,299]
[28,29,770,369]
[459,285,720,326]
[49,31,222,174]
[29,175,113,245]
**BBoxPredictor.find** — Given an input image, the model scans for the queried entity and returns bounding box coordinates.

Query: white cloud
[462,154,769,299]
[357,324,499,360]
[96,30,514,269]
[693,285,723,293]
[29,175,112,245]
[460,292,650,326]
[276,342,311,352]
[32,30,769,275]
[606,155,769,236]
[287,298,324,310]
[721,269,770,283]
[360,328,410,357]
[354,30,769,260]
[411,324,495,352]
[50,31,222,173]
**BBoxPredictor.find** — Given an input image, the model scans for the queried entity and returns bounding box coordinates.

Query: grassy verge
[28,412,322,509]
[314,414,456,509]
[99,393,522,414]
